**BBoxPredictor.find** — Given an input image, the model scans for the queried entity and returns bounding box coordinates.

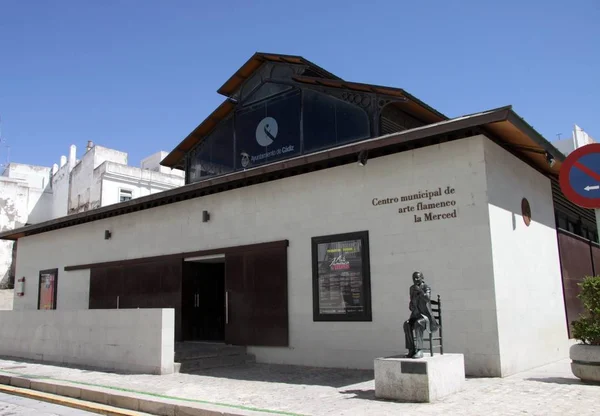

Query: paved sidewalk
[0,290,13,311]
[0,357,599,416]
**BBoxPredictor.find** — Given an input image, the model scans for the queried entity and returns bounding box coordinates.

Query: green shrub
[572,275,600,345]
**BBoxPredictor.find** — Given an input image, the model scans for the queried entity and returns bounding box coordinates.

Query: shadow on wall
[0,289,14,310]
[0,242,16,289]
[28,191,53,224]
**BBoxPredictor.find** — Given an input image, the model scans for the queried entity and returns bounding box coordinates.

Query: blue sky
[1,0,598,168]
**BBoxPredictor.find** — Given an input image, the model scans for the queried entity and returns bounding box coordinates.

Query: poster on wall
[38,269,58,310]
[311,231,372,321]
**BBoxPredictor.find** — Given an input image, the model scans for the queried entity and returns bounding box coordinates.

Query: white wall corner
[483,138,569,376]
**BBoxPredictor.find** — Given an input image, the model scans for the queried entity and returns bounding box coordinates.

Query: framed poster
[38,269,58,310]
[311,231,372,321]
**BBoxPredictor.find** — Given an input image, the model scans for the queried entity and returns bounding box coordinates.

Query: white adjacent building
[0,163,53,288]
[553,124,596,156]
[0,142,184,289]
[64,144,184,215]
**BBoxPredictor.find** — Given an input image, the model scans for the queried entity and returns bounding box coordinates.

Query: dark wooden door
[557,230,596,337]
[197,263,225,341]
[182,262,226,341]
[89,259,183,341]
[89,266,122,309]
[182,261,202,341]
[224,253,250,345]
[251,247,288,346]
[225,246,288,346]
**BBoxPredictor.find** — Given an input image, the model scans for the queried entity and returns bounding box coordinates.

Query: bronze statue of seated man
[403,271,439,359]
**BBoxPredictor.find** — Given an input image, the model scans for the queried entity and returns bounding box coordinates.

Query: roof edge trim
[0,106,513,241]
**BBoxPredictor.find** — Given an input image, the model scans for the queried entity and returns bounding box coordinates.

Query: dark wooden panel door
[250,247,288,346]
[162,260,183,341]
[557,231,594,337]
[197,263,225,341]
[591,245,600,277]
[181,261,196,340]
[89,267,107,309]
[225,247,288,346]
[88,259,182,340]
[225,253,250,345]
[89,266,121,309]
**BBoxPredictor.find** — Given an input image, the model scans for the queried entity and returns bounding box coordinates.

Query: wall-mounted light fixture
[16,277,25,297]
[202,210,210,223]
[104,230,112,240]
[545,151,555,168]
[358,150,369,167]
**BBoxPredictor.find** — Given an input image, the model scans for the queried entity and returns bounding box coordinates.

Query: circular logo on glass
[240,152,250,168]
[256,117,278,147]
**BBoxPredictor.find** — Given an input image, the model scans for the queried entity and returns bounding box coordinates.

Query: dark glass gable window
[303,89,370,153]
[185,86,372,184]
[188,118,235,183]
[380,104,424,135]
[244,82,292,106]
[235,90,301,170]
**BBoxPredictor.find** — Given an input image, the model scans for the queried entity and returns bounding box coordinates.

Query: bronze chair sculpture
[423,295,443,356]
[403,271,442,358]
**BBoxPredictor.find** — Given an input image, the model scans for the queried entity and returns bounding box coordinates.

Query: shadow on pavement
[339,389,378,400]
[185,363,374,388]
[340,389,418,403]
[525,377,589,386]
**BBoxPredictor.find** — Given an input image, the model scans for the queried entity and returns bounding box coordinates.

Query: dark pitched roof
[0,106,565,241]
[217,52,342,97]
[292,75,446,123]
[160,52,447,169]
[160,99,236,170]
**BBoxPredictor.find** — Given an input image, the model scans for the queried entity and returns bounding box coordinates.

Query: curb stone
[0,383,146,416]
[0,371,297,416]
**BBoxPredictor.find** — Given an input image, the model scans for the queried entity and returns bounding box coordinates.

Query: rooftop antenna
[556,133,562,140]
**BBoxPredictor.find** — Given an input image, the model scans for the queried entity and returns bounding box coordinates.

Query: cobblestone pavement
[0,358,599,416]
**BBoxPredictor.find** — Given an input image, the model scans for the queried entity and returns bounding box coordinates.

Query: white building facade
[65,144,184,215]
[0,163,52,288]
[0,53,592,378]
[4,133,570,377]
[0,143,184,288]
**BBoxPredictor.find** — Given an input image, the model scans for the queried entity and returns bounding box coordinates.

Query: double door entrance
[182,259,226,341]
[181,243,289,347]
[88,240,289,347]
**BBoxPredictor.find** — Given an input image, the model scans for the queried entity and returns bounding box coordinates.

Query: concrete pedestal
[570,344,600,383]
[374,354,465,402]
